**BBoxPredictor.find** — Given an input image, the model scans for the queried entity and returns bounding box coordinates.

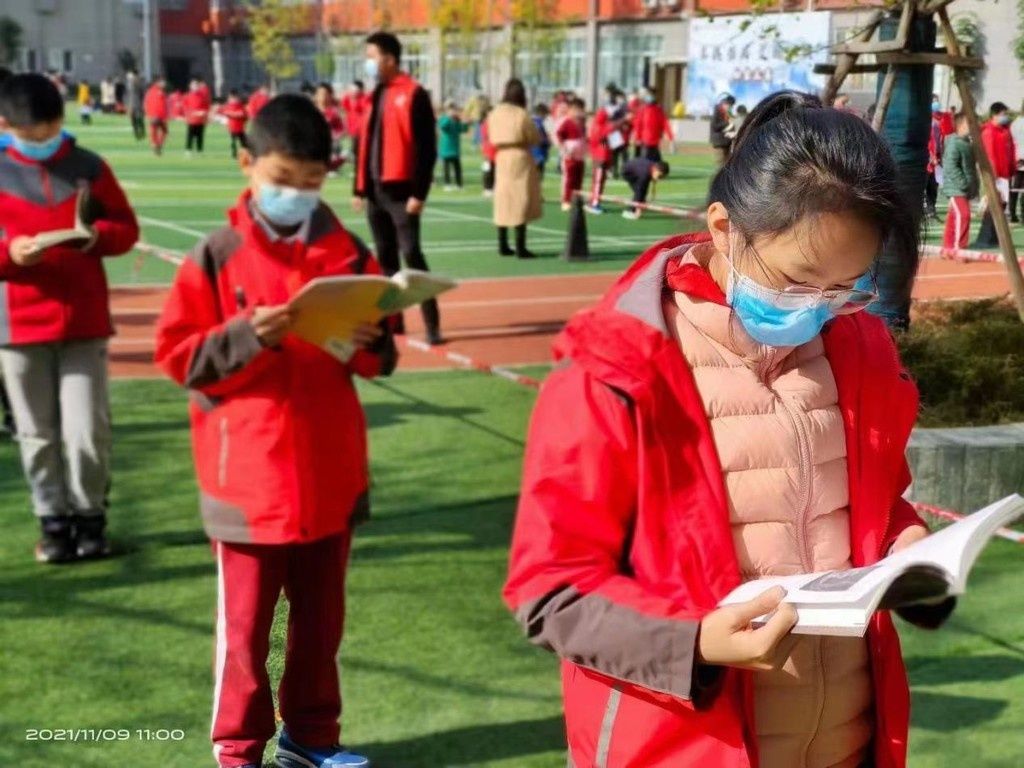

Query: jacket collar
[3,133,74,167]
[228,190,335,265]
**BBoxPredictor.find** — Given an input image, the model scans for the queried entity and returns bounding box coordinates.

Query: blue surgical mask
[364,58,379,80]
[256,183,320,227]
[724,238,835,347]
[643,93,655,104]
[12,132,64,162]
[931,101,941,113]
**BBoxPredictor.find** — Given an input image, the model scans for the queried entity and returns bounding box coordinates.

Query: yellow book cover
[289,269,456,361]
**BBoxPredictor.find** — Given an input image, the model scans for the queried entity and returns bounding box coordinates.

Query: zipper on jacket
[218,416,229,488]
[778,395,814,571]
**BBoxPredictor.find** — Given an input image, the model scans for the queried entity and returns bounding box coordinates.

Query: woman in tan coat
[487,79,542,259]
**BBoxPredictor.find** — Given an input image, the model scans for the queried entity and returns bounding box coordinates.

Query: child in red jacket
[155,94,394,768]
[144,75,169,155]
[217,89,249,159]
[555,97,587,211]
[183,78,210,155]
[0,73,139,563]
[504,91,953,768]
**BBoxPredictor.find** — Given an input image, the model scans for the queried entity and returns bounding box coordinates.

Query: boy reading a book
[155,94,394,768]
[0,73,139,564]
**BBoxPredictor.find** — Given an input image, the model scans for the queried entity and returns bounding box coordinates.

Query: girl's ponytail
[730,90,822,154]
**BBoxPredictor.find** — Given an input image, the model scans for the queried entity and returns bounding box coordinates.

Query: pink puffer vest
[664,246,873,768]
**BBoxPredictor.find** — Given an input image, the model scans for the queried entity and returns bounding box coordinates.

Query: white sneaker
[561,202,572,212]
[443,185,455,192]
[483,190,494,198]
[584,204,604,215]
[622,210,641,220]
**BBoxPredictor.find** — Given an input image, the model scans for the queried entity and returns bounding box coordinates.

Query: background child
[314,82,345,173]
[530,103,551,177]
[0,73,139,564]
[218,88,249,159]
[438,100,469,191]
[942,111,978,253]
[505,91,952,768]
[77,80,93,125]
[144,75,169,156]
[555,97,586,211]
[183,78,210,155]
[621,156,669,219]
[155,94,396,768]
[632,87,672,161]
[480,104,496,198]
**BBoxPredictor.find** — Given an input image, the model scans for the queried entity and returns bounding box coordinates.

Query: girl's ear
[707,201,731,255]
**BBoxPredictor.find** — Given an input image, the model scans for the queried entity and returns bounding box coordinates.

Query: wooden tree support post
[822,9,883,104]
[872,64,898,132]
[938,7,1024,320]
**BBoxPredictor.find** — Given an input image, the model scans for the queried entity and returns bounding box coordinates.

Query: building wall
[2,0,149,84]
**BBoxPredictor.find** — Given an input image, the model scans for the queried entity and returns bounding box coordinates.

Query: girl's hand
[9,236,44,267]
[891,524,930,554]
[351,322,383,350]
[251,304,292,347]
[697,587,800,672]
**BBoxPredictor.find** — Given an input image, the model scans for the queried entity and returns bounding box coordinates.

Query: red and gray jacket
[154,191,398,545]
[0,137,139,346]
[633,102,673,147]
[504,232,925,768]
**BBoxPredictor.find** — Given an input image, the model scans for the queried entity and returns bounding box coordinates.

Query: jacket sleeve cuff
[183,316,265,389]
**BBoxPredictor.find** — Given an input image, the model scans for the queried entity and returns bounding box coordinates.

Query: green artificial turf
[1,373,1022,767]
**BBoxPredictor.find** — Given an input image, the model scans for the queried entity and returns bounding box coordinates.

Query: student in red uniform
[504,91,953,768]
[480,105,497,197]
[585,102,623,214]
[143,75,169,156]
[340,80,369,167]
[218,89,249,159]
[555,97,587,211]
[155,94,395,768]
[314,82,346,173]
[973,101,1016,248]
[168,88,185,121]
[246,83,270,120]
[0,74,139,564]
[633,87,673,162]
[353,31,440,345]
[184,78,210,155]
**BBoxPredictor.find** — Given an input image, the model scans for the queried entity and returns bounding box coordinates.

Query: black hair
[366,31,402,64]
[708,90,916,267]
[990,101,1009,116]
[570,97,585,110]
[316,81,333,95]
[532,102,549,116]
[247,94,331,166]
[0,66,11,85]
[655,161,670,176]
[0,73,64,127]
[503,78,527,108]
[353,79,364,90]
[228,88,239,97]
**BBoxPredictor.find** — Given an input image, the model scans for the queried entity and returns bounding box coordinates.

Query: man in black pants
[353,31,441,345]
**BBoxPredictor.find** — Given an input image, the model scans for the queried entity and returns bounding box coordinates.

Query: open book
[289,269,456,362]
[28,186,101,255]
[719,494,1024,637]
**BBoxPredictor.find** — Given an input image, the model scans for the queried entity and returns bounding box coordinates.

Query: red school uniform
[218,97,248,135]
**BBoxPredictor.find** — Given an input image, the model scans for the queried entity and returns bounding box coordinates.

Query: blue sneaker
[276,729,370,768]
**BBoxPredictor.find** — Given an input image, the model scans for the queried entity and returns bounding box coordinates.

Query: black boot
[498,227,515,256]
[972,211,999,249]
[515,225,537,259]
[73,514,111,560]
[36,516,76,564]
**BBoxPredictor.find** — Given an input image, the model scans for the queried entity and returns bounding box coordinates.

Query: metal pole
[142,0,152,81]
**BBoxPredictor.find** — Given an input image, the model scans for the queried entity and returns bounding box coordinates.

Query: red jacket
[588,108,617,165]
[355,72,420,194]
[184,89,210,127]
[0,138,139,345]
[154,192,398,545]
[504,232,923,768]
[341,92,370,138]
[144,84,168,121]
[247,89,270,119]
[321,105,345,140]
[169,91,185,119]
[218,98,248,134]
[634,102,673,147]
[481,120,496,163]
[981,120,1015,179]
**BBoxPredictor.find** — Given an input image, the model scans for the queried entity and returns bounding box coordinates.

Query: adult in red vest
[973,101,1016,248]
[183,78,210,155]
[633,87,674,162]
[353,31,441,345]
[143,75,169,156]
[246,83,270,119]
[340,79,370,166]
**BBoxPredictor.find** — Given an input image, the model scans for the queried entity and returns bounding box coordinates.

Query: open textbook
[719,494,1024,637]
[28,186,100,254]
[289,269,457,362]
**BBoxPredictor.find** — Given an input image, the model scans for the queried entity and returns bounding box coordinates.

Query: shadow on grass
[912,690,1009,731]
[360,715,564,768]
[906,653,1024,686]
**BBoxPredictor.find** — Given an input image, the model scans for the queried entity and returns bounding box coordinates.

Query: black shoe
[73,514,111,560]
[516,249,538,260]
[1012,216,1021,224]
[499,246,515,256]
[35,516,76,564]
[425,329,444,346]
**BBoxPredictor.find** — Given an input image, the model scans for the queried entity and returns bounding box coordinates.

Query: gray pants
[0,339,111,519]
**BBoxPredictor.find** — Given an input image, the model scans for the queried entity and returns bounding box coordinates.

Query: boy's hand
[9,236,45,267]
[406,197,424,215]
[351,197,365,213]
[351,322,383,350]
[251,304,292,347]
[697,587,799,672]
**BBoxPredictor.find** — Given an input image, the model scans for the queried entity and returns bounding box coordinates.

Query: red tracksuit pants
[210,532,352,767]
[943,196,971,251]
[561,159,585,204]
[589,161,610,206]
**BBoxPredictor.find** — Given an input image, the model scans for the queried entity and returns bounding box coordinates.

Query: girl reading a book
[503,91,952,768]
